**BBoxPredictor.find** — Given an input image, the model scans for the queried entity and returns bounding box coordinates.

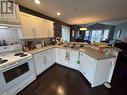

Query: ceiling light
[0,26,8,29]
[80,28,87,31]
[57,12,61,16]
[34,0,40,4]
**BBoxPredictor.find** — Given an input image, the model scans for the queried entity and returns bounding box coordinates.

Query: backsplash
[0,28,21,45]
[21,37,53,51]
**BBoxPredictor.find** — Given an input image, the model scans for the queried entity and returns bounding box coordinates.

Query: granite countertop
[26,45,120,60]
[79,48,116,60]
[26,45,55,54]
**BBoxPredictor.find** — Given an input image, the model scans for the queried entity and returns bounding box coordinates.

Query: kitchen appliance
[0,44,36,95]
[35,44,42,49]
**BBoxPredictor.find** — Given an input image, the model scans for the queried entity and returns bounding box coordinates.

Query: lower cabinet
[55,48,80,70]
[33,48,55,76]
[33,47,115,87]
[80,52,115,87]
[69,50,80,70]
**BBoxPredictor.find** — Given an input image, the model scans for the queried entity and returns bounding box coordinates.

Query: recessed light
[57,12,61,16]
[34,0,40,4]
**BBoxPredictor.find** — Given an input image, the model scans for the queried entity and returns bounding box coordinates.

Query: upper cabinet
[0,4,20,25]
[20,12,54,39]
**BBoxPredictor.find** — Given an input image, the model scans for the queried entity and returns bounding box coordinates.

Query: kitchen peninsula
[26,43,121,87]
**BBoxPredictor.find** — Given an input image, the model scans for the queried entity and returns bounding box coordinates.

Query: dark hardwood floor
[17,64,127,95]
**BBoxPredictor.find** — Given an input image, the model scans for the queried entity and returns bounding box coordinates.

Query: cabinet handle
[4,47,7,49]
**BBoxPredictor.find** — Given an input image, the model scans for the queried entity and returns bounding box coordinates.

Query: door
[47,21,54,37]
[69,50,80,70]
[80,53,95,83]
[32,16,43,38]
[33,52,46,75]
[59,48,69,66]
[55,48,60,63]
[20,12,34,39]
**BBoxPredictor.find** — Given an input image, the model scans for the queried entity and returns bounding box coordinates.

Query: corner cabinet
[20,12,54,39]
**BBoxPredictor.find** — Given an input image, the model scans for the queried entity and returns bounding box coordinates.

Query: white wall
[0,28,21,44]
[114,22,127,42]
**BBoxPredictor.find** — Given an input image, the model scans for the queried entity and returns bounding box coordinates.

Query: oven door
[0,57,35,95]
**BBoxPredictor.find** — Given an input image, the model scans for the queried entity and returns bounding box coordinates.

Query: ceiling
[17,0,127,25]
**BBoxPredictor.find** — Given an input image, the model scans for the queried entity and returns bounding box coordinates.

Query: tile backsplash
[21,37,53,51]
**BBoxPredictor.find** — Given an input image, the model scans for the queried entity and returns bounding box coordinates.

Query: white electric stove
[0,44,36,95]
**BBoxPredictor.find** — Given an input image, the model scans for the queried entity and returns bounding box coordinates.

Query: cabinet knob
[80,54,83,56]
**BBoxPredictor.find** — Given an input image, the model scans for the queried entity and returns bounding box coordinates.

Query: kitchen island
[26,44,121,87]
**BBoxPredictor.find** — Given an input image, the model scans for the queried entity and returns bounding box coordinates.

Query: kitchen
[0,0,127,95]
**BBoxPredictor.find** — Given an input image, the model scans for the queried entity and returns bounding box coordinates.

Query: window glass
[84,31,89,40]
[103,30,109,41]
[91,30,103,42]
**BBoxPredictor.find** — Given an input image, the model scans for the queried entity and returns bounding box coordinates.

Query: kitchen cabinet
[55,48,80,70]
[0,4,20,25]
[80,52,115,87]
[20,12,54,39]
[33,48,55,76]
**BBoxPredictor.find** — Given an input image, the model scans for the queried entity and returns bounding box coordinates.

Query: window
[103,30,109,41]
[62,26,70,42]
[84,30,89,40]
[91,30,103,42]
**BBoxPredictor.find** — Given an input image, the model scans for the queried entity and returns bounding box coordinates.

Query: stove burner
[14,53,24,56]
[20,54,28,57]
[14,53,28,57]
[0,59,8,64]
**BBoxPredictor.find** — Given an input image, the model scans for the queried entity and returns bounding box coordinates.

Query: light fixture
[80,27,87,31]
[57,12,61,16]
[0,26,8,29]
[34,0,40,4]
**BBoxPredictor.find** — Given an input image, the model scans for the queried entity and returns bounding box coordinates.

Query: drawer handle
[4,47,7,49]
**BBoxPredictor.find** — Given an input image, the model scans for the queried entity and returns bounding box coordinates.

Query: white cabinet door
[55,48,60,63]
[47,21,54,37]
[69,50,80,70]
[80,53,95,83]
[50,48,55,64]
[44,49,55,69]
[20,12,34,39]
[33,52,46,75]
[32,16,44,38]
[59,48,69,66]
[33,49,55,75]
